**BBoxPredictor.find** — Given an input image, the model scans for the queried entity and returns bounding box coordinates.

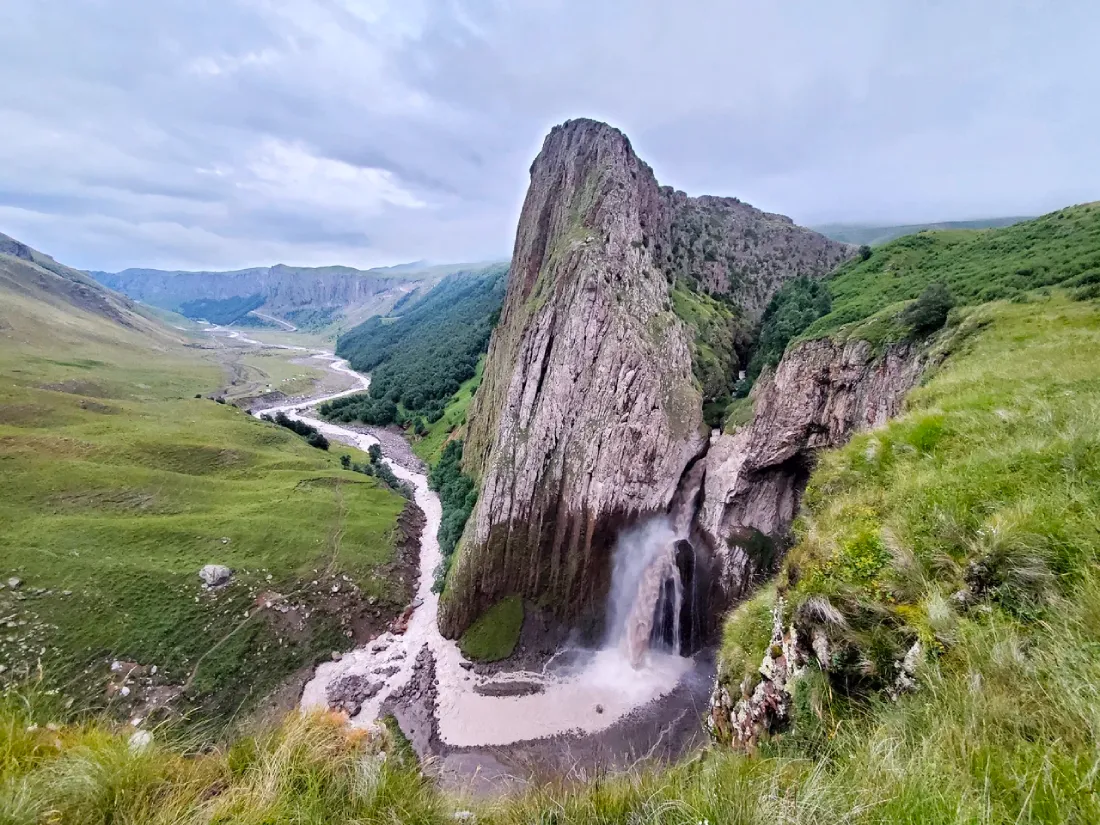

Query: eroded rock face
[695,338,927,597]
[441,118,851,638]
[441,119,706,637]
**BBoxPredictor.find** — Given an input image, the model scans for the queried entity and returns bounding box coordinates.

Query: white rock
[7,577,21,590]
[129,730,153,752]
[199,565,233,587]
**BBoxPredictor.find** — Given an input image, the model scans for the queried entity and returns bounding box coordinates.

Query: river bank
[229,332,711,788]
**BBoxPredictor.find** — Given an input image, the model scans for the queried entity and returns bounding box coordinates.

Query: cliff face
[441,120,706,636]
[694,339,927,600]
[442,118,853,637]
[662,192,853,317]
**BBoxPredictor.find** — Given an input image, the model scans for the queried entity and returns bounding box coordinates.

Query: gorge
[438,118,890,660]
[292,119,936,766]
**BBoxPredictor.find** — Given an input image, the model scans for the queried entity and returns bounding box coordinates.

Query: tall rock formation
[693,339,928,601]
[440,118,853,638]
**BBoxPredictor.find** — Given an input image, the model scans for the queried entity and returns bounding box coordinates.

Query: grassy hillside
[0,239,410,728]
[815,216,1032,246]
[803,203,1100,339]
[408,356,485,466]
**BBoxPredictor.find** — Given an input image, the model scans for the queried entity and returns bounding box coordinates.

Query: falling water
[605,517,701,668]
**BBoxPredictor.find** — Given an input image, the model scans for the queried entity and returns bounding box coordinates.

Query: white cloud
[0,0,1097,271]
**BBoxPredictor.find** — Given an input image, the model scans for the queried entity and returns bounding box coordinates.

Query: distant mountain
[813,216,1033,246]
[88,260,507,333]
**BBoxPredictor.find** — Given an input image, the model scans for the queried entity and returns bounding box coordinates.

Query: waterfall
[605,517,702,668]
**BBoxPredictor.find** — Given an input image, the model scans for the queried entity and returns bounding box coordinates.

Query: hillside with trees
[323,264,507,426]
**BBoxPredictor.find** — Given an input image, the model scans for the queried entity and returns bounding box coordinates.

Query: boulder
[199,565,233,587]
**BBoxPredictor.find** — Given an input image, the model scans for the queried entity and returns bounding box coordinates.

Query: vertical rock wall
[440,118,855,638]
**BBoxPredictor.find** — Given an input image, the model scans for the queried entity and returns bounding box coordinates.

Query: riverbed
[221,329,705,766]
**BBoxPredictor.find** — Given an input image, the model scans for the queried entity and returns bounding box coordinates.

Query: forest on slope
[323,264,507,427]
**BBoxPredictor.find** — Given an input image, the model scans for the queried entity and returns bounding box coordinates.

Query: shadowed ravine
[219,328,710,755]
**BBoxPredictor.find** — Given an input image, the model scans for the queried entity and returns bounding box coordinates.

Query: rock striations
[440,119,855,638]
[694,339,927,600]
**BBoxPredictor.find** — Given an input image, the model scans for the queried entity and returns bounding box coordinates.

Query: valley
[2,119,1099,824]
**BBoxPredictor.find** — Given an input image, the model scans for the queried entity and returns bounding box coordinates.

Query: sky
[1,0,1097,272]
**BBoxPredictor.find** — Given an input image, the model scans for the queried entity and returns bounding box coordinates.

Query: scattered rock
[129,730,153,752]
[459,661,474,671]
[331,651,344,661]
[372,665,400,678]
[326,674,383,715]
[7,577,21,590]
[453,812,475,822]
[595,704,604,714]
[199,565,233,587]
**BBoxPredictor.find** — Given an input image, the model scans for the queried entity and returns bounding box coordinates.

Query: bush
[429,440,477,592]
[306,432,329,451]
[900,282,954,334]
[340,454,351,469]
[858,244,873,261]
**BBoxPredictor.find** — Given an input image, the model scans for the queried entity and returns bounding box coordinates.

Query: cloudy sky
[1,1,1097,272]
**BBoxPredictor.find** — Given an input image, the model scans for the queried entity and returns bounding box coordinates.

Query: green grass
[457,595,523,662]
[802,202,1100,341]
[235,350,326,398]
[669,281,745,403]
[409,356,484,465]
[0,275,408,728]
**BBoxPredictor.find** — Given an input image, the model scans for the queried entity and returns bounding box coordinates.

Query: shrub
[858,244,872,261]
[429,440,477,593]
[900,282,954,334]
[306,432,329,451]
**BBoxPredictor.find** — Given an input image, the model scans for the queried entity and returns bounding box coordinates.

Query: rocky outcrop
[441,119,706,636]
[662,192,853,317]
[695,338,926,598]
[441,118,852,638]
[707,595,923,748]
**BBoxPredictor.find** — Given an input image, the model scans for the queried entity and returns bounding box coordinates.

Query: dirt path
[248,310,297,331]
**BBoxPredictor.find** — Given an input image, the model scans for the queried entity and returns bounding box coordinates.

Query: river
[228,331,693,749]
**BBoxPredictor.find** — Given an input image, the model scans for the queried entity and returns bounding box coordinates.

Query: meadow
[0,284,408,728]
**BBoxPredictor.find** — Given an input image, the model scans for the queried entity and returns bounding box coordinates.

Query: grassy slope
[669,281,744,402]
[0,251,407,725]
[457,595,524,662]
[814,216,1032,246]
[9,295,1093,825]
[802,202,1100,342]
[408,356,485,466]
